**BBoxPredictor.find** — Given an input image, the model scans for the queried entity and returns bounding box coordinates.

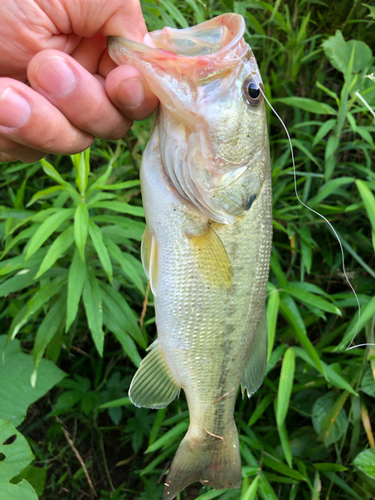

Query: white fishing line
[228,47,371,351]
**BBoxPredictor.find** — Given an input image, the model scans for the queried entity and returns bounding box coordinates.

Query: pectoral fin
[129,340,180,409]
[189,224,232,289]
[141,227,158,296]
[241,307,268,398]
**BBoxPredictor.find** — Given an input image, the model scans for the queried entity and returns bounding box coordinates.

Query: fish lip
[108,13,246,63]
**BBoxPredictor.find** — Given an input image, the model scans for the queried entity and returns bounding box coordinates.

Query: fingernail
[116,78,145,108]
[0,88,31,129]
[35,57,76,98]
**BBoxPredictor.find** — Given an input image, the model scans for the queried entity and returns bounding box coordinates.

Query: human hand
[0,0,158,162]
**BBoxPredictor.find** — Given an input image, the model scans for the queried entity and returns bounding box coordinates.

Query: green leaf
[158,0,189,28]
[74,203,89,261]
[312,119,336,147]
[101,180,141,190]
[0,480,39,500]
[353,449,375,479]
[145,421,189,454]
[88,220,113,283]
[0,336,66,426]
[258,473,279,500]
[314,463,348,472]
[26,186,63,207]
[40,159,80,203]
[0,420,34,482]
[97,397,131,409]
[66,248,86,332]
[90,201,145,217]
[286,285,341,315]
[1,225,39,259]
[266,290,279,360]
[241,475,260,500]
[25,208,75,260]
[322,471,363,500]
[323,30,373,74]
[71,149,90,195]
[279,295,323,374]
[262,455,305,481]
[0,269,37,297]
[12,465,47,497]
[103,308,142,367]
[101,282,144,347]
[35,226,74,278]
[248,393,274,427]
[276,97,336,115]
[82,270,104,356]
[32,294,65,377]
[8,275,66,341]
[360,367,375,398]
[105,237,144,293]
[276,348,295,427]
[309,177,355,206]
[356,180,375,231]
[312,392,347,446]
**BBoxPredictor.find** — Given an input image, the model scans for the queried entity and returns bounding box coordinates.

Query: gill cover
[108,14,267,224]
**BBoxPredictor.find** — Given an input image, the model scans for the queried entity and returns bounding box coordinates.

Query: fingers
[28,49,133,141]
[0,78,94,161]
[106,65,158,121]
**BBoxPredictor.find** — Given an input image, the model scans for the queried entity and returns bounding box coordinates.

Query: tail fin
[164,420,241,500]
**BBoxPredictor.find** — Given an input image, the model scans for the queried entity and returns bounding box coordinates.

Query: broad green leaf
[25,208,75,260]
[360,367,375,398]
[353,449,375,479]
[83,270,104,356]
[312,392,347,446]
[66,248,86,332]
[276,97,336,115]
[322,30,349,74]
[0,480,38,500]
[0,336,66,426]
[12,465,47,497]
[88,220,113,283]
[91,200,145,217]
[0,419,34,482]
[356,180,375,231]
[145,421,189,453]
[35,226,74,278]
[276,348,295,427]
[8,275,66,341]
[266,290,279,360]
[26,186,63,207]
[32,294,65,378]
[74,203,89,261]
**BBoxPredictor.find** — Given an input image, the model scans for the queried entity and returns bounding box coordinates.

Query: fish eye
[243,77,264,106]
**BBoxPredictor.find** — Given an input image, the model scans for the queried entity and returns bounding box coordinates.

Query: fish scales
[108,13,272,499]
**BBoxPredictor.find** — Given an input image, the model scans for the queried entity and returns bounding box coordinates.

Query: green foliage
[0,1,374,499]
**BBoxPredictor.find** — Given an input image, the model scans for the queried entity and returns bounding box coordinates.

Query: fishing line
[229,48,371,351]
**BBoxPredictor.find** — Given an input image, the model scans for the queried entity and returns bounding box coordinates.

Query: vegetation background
[0,0,374,499]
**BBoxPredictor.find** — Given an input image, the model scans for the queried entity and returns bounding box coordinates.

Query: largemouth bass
[108,13,272,499]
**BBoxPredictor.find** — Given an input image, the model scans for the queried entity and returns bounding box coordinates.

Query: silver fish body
[108,13,272,499]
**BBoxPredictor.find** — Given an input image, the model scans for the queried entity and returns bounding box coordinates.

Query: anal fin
[241,307,268,398]
[188,224,232,289]
[129,340,180,409]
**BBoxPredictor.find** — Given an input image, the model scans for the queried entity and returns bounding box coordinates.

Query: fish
[108,13,272,499]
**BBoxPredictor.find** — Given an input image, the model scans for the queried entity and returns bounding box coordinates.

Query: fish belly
[140,125,272,498]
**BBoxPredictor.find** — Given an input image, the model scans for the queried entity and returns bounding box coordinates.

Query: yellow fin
[141,227,158,296]
[129,340,180,409]
[189,224,232,289]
